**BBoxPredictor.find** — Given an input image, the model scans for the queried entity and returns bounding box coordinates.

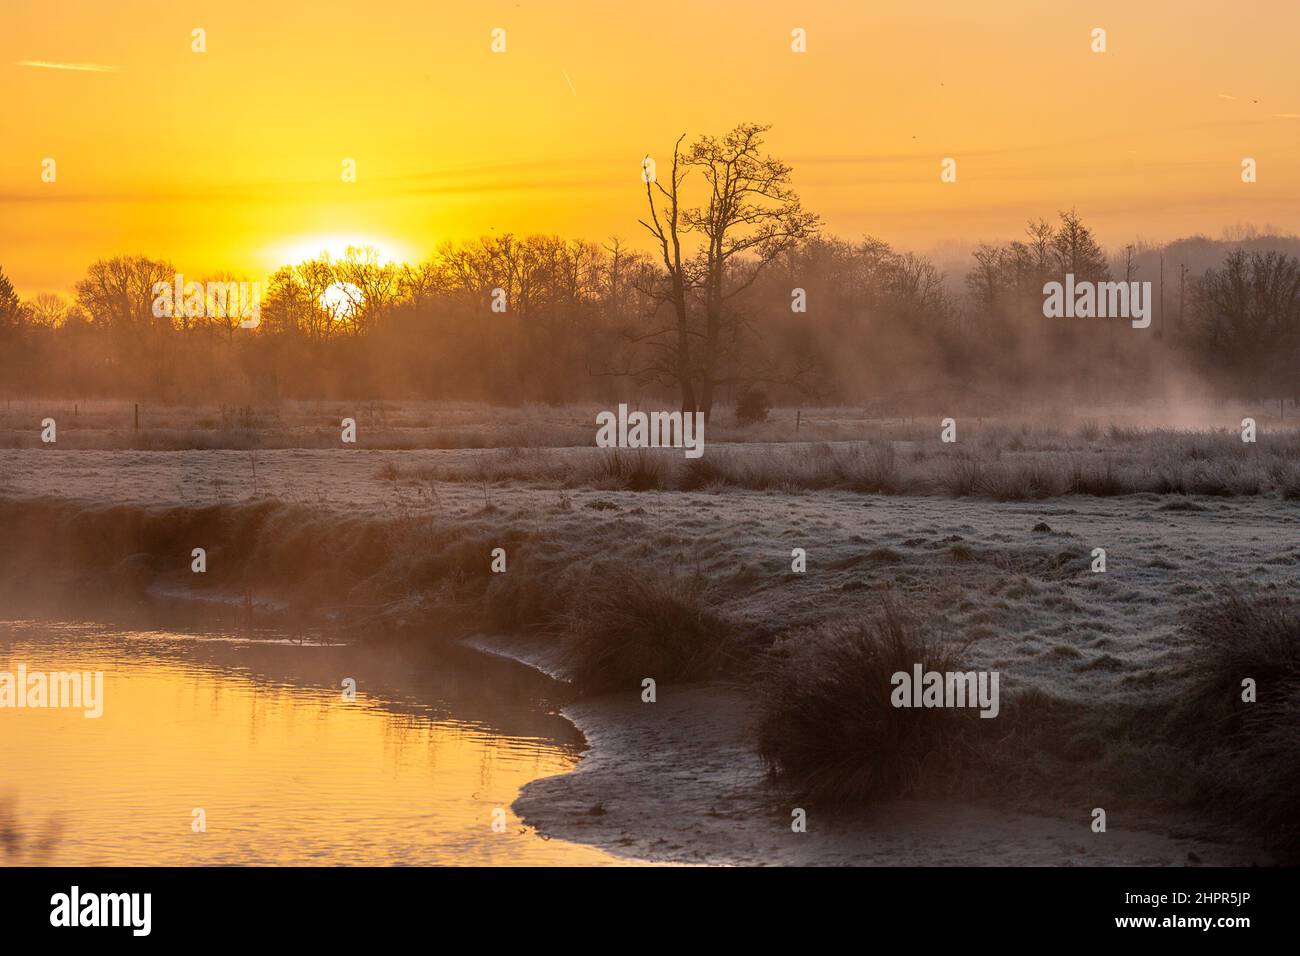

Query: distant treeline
[1,218,1297,412]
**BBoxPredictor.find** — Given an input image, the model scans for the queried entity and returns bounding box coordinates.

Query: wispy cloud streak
[17,60,119,73]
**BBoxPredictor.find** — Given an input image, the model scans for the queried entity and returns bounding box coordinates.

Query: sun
[261,233,411,319]
[266,234,410,268]
[320,281,362,318]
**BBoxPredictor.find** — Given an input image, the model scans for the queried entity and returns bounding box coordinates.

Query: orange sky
[3,0,1299,293]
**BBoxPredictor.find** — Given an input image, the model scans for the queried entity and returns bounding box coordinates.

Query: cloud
[16,60,119,73]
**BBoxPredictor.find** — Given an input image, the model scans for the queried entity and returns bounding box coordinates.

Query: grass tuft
[1173,590,1300,855]
[756,602,980,806]
[559,566,744,695]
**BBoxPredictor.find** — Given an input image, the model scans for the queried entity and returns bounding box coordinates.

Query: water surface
[0,621,619,865]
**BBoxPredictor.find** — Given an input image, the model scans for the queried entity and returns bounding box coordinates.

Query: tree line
[1,123,1297,412]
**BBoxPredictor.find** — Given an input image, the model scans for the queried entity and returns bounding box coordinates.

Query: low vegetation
[1169,591,1300,854]
[2,404,1296,859]
[372,423,1300,500]
[559,566,748,695]
[756,604,976,804]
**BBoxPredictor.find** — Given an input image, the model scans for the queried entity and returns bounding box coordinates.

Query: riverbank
[466,635,1267,865]
[516,686,1267,866]
[1,444,1296,864]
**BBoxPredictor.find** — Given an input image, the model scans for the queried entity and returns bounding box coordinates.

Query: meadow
[2,398,1296,863]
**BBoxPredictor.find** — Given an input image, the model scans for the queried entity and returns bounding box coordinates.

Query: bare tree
[74,255,174,334]
[25,292,69,329]
[1052,209,1109,280]
[1192,249,1300,401]
[335,245,399,335]
[637,134,699,412]
[74,255,175,391]
[685,122,819,418]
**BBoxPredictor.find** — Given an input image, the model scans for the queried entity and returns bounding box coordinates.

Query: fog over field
[1,395,1297,865]
[2,2,1298,884]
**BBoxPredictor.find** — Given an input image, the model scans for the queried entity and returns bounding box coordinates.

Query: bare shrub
[734,389,771,426]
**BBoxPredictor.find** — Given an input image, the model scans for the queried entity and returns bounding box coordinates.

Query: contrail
[17,60,119,73]
[562,70,577,97]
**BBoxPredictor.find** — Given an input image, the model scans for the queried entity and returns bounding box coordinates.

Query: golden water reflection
[0,622,621,865]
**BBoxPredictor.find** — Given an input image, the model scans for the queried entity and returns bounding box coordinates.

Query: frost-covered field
[3,444,1296,701]
[1,418,1296,864]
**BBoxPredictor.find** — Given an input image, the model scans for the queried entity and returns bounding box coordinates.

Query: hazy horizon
[5,0,1300,293]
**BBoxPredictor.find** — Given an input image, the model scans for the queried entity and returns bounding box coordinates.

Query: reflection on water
[0,621,620,865]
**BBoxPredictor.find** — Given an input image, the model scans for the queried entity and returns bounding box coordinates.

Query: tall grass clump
[559,566,744,694]
[981,460,1064,500]
[1280,468,1300,500]
[1172,590,1300,856]
[941,455,985,497]
[677,453,734,490]
[1106,423,1144,443]
[756,603,981,806]
[1070,459,1127,496]
[587,449,675,490]
[833,441,903,493]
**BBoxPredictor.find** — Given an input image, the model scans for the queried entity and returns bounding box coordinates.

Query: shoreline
[0,553,1278,868]
[477,636,1270,866]
[0,476,1293,865]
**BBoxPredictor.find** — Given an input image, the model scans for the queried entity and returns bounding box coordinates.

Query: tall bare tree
[334,245,399,335]
[1193,249,1300,402]
[24,292,68,329]
[685,122,819,418]
[638,134,699,412]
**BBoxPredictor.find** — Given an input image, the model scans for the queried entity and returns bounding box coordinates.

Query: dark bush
[734,389,771,426]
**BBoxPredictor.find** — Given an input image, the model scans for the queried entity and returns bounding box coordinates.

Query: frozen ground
[510,685,1265,866]
[2,447,1295,705]
[0,445,1294,864]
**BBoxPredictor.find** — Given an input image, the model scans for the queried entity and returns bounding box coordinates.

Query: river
[0,619,620,865]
